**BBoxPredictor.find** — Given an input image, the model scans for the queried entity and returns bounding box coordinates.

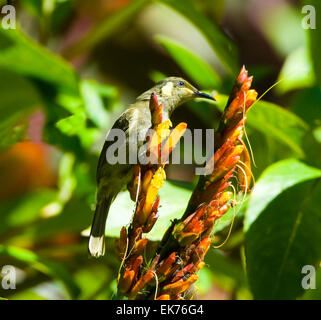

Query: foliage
[0,0,320,300]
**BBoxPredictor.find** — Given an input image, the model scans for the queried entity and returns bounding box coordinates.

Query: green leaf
[0,69,42,151]
[277,46,315,94]
[105,181,191,240]
[158,0,239,74]
[0,245,80,299]
[245,159,321,299]
[155,35,221,88]
[21,196,92,241]
[215,95,309,157]
[55,112,100,149]
[244,159,321,231]
[80,79,110,129]
[0,190,57,236]
[0,28,78,93]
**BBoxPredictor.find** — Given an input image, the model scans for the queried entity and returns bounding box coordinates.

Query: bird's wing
[96,111,130,182]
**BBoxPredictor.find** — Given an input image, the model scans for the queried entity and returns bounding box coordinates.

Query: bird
[89,77,215,258]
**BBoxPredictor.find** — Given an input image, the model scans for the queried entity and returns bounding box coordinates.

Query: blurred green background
[0,0,320,300]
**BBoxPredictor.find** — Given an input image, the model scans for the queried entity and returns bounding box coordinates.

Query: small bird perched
[89,77,215,257]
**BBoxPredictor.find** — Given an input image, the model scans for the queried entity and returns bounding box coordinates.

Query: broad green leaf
[244,159,321,231]
[155,35,221,88]
[246,100,308,158]
[215,95,309,157]
[0,245,80,299]
[0,69,42,151]
[289,87,321,169]
[277,46,315,94]
[245,159,321,299]
[0,28,78,93]
[106,181,191,240]
[158,0,239,74]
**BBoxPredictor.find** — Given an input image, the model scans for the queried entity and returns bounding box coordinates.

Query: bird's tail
[89,197,112,258]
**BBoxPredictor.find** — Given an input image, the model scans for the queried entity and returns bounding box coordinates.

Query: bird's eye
[178,81,185,87]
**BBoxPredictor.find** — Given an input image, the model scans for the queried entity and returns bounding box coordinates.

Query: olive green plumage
[89,77,215,257]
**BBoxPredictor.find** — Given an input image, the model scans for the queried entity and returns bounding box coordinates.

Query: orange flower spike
[119,270,135,293]
[129,255,143,276]
[147,130,162,164]
[157,252,176,276]
[206,191,232,216]
[184,218,204,234]
[224,144,244,167]
[191,238,212,264]
[238,144,252,193]
[161,123,187,163]
[203,215,216,229]
[129,227,143,249]
[162,274,198,296]
[149,92,163,126]
[218,191,234,206]
[215,204,230,218]
[245,90,258,111]
[205,141,232,174]
[142,170,153,194]
[222,121,244,143]
[236,65,248,86]
[175,212,197,234]
[134,198,145,225]
[156,294,170,300]
[176,232,199,247]
[143,211,159,233]
[240,76,253,93]
[141,167,165,224]
[148,120,171,163]
[128,270,154,299]
[119,227,128,259]
[193,203,208,221]
[128,165,141,201]
[209,145,244,183]
[143,195,160,232]
[196,261,206,271]
[171,263,195,283]
[150,255,160,270]
[223,97,242,122]
[132,238,148,256]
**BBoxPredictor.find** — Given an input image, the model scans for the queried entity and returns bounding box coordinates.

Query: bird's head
[137,77,215,114]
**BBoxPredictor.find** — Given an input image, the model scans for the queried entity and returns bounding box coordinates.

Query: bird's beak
[194,90,216,101]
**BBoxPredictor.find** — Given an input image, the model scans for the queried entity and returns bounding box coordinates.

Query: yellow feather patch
[161,82,174,96]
